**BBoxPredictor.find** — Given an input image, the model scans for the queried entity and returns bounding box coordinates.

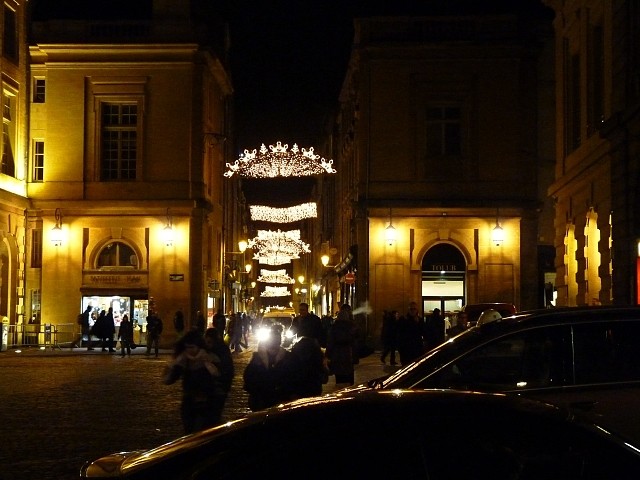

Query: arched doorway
[421,243,466,315]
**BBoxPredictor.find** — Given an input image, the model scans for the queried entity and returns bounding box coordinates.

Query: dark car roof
[492,305,640,329]
[82,388,640,479]
[378,306,640,390]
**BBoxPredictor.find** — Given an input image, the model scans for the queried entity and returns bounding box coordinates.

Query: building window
[33,79,45,103]
[564,39,581,154]
[1,90,15,177]
[587,23,604,137]
[426,106,462,157]
[96,241,138,269]
[31,229,42,268]
[33,141,44,182]
[2,5,17,63]
[100,103,138,181]
[31,289,41,322]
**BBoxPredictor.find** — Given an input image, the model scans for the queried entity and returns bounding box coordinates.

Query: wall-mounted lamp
[492,208,505,246]
[238,240,248,253]
[51,208,63,246]
[297,275,305,284]
[321,254,331,267]
[245,263,252,274]
[385,208,397,246]
[162,208,174,247]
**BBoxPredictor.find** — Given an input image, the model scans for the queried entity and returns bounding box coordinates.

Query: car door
[419,325,573,393]
[555,319,640,445]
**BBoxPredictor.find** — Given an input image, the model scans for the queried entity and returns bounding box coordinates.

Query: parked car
[461,302,517,327]
[81,389,640,479]
[359,306,640,445]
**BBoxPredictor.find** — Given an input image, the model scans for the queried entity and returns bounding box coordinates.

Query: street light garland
[249,202,317,223]
[249,229,311,258]
[260,286,291,297]
[223,142,337,178]
[257,269,295,284]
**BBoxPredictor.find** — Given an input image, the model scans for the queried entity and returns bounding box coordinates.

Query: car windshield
[379,327,490,389]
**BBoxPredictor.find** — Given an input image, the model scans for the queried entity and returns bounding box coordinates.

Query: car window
[421,326,570,391]
[572,320,640,384]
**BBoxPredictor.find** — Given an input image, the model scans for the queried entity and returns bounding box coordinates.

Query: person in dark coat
[380,310,399,365]
[396,302,425,366]
[194,310,206,336]
[424,308,445,351]
[204,327,234,398]
[243,325,297,411]
[290,335,327,398]
[326,304,356,385]
[164,330,226,433]
[73,305,94,351]
[117,313,134,357]
[146,310,163,357]
[213,309,226,340]
[291,302,323,343]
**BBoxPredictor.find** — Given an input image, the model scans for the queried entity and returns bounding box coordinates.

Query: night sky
[30,0,548,205]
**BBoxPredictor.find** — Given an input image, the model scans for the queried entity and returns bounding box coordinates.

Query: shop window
[96,241,138,269]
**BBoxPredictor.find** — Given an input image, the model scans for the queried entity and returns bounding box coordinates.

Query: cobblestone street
[0,341,396,480]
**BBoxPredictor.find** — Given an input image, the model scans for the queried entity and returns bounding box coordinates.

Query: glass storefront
[81,295,148,344]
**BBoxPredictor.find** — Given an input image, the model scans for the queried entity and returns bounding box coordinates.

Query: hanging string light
[257,269,295,284]
[249,202,318,223]
[260,286,291,297]
[255,253,294,265]
[224,142,337,178]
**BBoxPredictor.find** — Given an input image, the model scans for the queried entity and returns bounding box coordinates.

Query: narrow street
[0,341,395,480]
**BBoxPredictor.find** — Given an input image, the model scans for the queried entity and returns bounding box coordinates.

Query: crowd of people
[380,302,468,367]
[71,301,472,435]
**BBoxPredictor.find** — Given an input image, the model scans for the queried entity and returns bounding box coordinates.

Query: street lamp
[51,208,63,246]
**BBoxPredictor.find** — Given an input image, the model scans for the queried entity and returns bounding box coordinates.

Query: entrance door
[421,244,466,316]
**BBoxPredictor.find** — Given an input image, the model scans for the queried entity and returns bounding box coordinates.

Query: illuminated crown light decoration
[257,269,295,284]
[223,142,337,178]
[249,229,311,258]
[249,202,318,223]
[260,286,291,297]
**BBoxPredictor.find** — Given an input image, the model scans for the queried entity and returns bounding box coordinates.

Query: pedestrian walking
[104,307,116,352]
[396,301,425,366]
[73,305,94,351]
[163,330,226,433]
[228,313,243,353]
[117,313,134,357]
[291,302,323,342]
[194,310,206,336]
[243,325,297,411]
[146,310,163,357]
[326,304,356,385]
[380,310,399,365]
[204,327,234,403]
[290,335,327,398]
[213,309,226,340]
